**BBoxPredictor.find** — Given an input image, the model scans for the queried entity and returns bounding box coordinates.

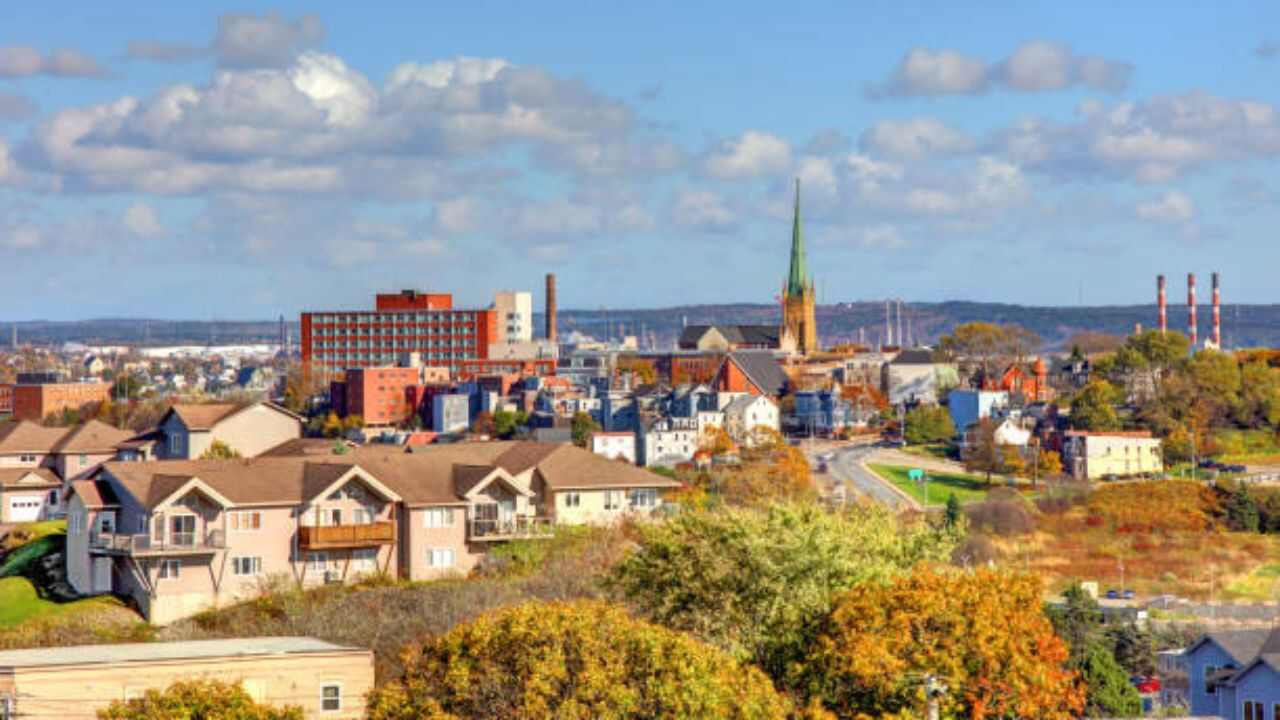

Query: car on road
[1122,589,1136,600]
[817,461,829,474]
[1224,464,1248,473]
[1105,589,1119,599]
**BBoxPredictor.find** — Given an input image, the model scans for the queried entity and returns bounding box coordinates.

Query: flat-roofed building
[0,636,373,719]
[1063,431,1163,480]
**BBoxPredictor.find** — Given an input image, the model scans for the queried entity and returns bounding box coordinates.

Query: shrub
[966,497,1037,536]
[98,679,302,719]
[951,533,999,566]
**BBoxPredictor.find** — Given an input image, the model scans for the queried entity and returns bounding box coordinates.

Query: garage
[6,496,43,523]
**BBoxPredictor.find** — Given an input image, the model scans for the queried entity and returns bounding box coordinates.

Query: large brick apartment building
[2,376,111,422]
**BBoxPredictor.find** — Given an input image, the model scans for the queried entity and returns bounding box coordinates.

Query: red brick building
[0,384,12,416]
[12,382,111,421]
[301,290,497,377]
[336,367,423,426]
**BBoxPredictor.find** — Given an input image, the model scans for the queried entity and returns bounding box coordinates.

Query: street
[821,444,916,510]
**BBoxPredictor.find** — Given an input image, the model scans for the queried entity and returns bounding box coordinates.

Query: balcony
[468,516,553,542]
[298,521,396,550]
[90,530,226,556]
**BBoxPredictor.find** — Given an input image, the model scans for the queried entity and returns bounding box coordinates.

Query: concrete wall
[1,649,373,719]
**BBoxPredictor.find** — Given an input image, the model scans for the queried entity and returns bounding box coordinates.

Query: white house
[591,432,637,464]
[722,394,780,446]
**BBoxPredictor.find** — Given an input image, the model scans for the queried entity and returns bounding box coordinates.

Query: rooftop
[0,636,361,669]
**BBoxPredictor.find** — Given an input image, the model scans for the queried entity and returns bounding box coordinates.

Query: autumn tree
[1069,379,1122,431]
[1062,331,1125,355]
[199,439,241,459]
[609,503,957,687]
[470,411,495,436]
[936,322,1041,378]
[98,679,302,720]
[903,405,955,445]
[616,355,657,385]
[1236,361,1280,427]
[366,600,791,720]
[962,419,1007,484]
[801,567,1083,720]
[570,411,600,448]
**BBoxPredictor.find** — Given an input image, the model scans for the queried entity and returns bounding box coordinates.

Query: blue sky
[3,2,1280,319]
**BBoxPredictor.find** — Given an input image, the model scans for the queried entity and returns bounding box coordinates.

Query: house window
[320,683,342,712]
[423,508,454,528]
[353,548,377,571]
[629,489,658,508]
[306,552,328,572]
[0,695,10,720]
[231,557,262,576]
[1205,665,1217,694]
[353,508,374,525]
[229,511,262,531]
[563,492,581,508]
[604,491,623,511]
[47,490,58,506]
[170,515,196,546]
[158,559,180,580]
[78,454,89,466]
[428,548,455,568]
[168,435,181,455]
[1243,700,1263,720]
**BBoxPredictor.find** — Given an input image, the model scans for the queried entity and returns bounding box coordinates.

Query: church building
[782,179,819,354]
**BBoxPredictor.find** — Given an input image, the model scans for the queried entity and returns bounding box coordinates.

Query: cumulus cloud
[0,92,37,121]
[0,45,105,78]
[1136,190,1195,224]
[213,12,325,69]
[671,188,736,232]
[702,131,791,179]
[123,202,166,237]
[859,118,974,159]
[870,41,1130,97]
[511,198,602,236]
[125,40,207,63]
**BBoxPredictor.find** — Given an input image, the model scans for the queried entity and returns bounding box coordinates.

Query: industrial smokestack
[545,273,558,342]
[1157,275,1167,335]
[1187,273,1197,347]
[1212,271,1222,348]
[884,301,893,347]
[895,300,903,350]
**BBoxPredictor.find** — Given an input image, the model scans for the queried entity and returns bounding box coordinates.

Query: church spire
[786,178,807,298]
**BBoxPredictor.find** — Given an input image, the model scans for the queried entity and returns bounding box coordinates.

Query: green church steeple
[786,178,808,298]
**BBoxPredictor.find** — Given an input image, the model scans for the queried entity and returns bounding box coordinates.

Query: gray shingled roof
[723,351,788,396]
[679,324,780,348]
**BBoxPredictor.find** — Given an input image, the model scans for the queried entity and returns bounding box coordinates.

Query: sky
[3,2,1280,320]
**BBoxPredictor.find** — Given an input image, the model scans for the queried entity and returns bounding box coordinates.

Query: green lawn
[869,464,991,505]
[0,535,61,578]
[899,443,953,461]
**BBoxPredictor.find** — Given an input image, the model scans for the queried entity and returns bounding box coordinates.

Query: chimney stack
[1157,274,1167,335]
[884,300,893,347]
[1212,271,1222,348]
[1187,273,1197,347]
[545,273,558,343]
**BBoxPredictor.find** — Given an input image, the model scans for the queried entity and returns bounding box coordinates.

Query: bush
[367,601,791,720]
[951,533,999,566]
[966,497,1037,536]
[98,679,302,719]
[903,405,955,445]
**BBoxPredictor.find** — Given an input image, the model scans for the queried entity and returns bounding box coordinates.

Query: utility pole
[924,674,946,720]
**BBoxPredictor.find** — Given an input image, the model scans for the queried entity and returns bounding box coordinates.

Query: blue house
[1183,628,1280,718]
[947,389,1008,433]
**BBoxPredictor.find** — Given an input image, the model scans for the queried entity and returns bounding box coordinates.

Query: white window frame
[306,552,328,572]
[168,435,181,455]
[232,556,262,576]
[563,492,581,508]
[320,682,343,713]
[352,548,377,571]
[428,548,455,569]
[604,490,623,511]
[157,559,181,580]
[629,488,658,508]
[1243,699,1263,720]
[423,507,454,528]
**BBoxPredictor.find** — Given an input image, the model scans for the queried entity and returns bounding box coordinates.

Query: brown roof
[100,441,678,510]
[0,421,72,454]
[115,429,163,451]
[68,479,120,508]
[52,420,134,454]
[164,404,241,431]
[0,467,61,489]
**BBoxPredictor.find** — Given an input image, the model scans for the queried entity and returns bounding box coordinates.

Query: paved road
[825,445,915,510]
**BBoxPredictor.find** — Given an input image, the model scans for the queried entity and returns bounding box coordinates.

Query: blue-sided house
[1183,628,1280,719]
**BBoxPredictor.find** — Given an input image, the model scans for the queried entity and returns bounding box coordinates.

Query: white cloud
[123,202,166,238]
[859,118,974,159]
[1136,190,1196,224]
[213,12,325,69]
[433,197,481,234]
[860,224,906,248]
[0,45,105,78]
[702,131,791,179]
[671,189,736,231]
[870,41,1130,98]
[512,198,602,236]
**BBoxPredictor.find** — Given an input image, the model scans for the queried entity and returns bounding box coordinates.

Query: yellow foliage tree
[98,679,302,719]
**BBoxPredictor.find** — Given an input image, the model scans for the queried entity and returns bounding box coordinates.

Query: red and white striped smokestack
[1157,274,1167,335]
[1212,271,1222,348]
[1187,273,1197,347]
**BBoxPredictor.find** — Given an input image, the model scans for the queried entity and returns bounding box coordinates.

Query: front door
[92,556,112,594]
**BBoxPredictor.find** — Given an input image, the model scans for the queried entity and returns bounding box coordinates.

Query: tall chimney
[545,273,558,343]
[1187,273,1197,347]
[896,300,904,350]
[1212,271,1222,348]
[1157,274,1167,335]
[884,301,893,347]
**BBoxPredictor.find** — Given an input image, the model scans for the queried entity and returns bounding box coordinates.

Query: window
[629,489,658,508]
[353,508,374,525]
[168,435,181,455]
[353,548,377,571]
[228,511,262,531]
[1243,700,1262,720]
[47,490,58,506]
[231,556,262,576]
[170,514,196,546]
[428,548,455,568]
[78,454,89,465]
[604,491,623,511]
[1,695,10,720]
[158,559,181,580]
[1205,665,1217,694]
[423,507,454,528]
[320,684,342,712]
[563,492,581,508]
[18,453,35,463]
[306,552,328,572]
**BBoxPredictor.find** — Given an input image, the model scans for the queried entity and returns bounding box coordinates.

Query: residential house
[234,366,276,395]
[1062,431,1163,480]
[881,350,959,406]
[591,432,637,464]
[82,355,105,378]
[792,390,853,436]
[721,394,780,446]
[0,468,61,523]
[713,351,789,397]
[155,402,303,460]
[66,441,679,624]
[0,636,372,719]
[50,419,134,482]
[948,389,1011,433]
[1183,628,1280,719]
[638,416,698,467]
[0,420,132,514]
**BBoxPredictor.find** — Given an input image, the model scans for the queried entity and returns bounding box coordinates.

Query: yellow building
[1064,431,1163,479]
[783,179,819,354]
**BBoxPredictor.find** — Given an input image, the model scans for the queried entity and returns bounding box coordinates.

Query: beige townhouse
[0,468,61,523]
[154,402,303,460]
[66,441,679,624]
[0,419,133,519]
[0,636,373,719]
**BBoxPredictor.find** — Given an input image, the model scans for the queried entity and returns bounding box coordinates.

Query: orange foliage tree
[801,567,1084,720]
[841,383,888,414]
[366,600,791,720]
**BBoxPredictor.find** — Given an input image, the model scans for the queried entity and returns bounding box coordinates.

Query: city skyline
[3,2,1280,319]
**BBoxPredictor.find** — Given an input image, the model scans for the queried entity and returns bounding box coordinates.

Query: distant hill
[6,301,1280,350]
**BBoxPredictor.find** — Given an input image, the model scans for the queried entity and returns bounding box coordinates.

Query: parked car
[1225,464,1248,473]
[1198,459,1220,469]
[1122,589,1136,600]
[1105,589,1120,599]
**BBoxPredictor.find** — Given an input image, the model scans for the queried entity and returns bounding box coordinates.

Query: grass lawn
[869,464,990,505]
[0,576,120,627]
[899,443,953,461]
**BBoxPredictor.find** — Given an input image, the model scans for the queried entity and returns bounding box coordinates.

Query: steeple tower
[781,178,819,354]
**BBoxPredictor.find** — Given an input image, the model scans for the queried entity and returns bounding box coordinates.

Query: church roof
[786,178,808,298]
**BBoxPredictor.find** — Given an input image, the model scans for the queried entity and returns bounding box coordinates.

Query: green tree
[903,405,955,445]
[1237,362,1280,427]
[492,409,528,440]
[608,503,956,686]
[1046,583,1103,666]
[1070,380,1122,431]
[1187,349,1242,426]
[98,679,302,719]
[1106,622,1157,677]
[199,439,241,459]
[962,419,1006,484]
[1226,484,1261,532]
[570,411,600,448]
[1076,642,1142,718]
[944,492,962,532]
[366,600,791,720]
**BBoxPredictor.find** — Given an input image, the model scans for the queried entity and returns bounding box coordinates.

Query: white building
[639,417,698,468]
[492,291,533,343]
[722,394,780,446]
[592,432,637,464]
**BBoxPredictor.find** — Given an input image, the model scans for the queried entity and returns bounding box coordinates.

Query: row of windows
[311,325,476,337]
[310,312,479,324]
[310,351,477,361]
[312,339,475,349]
[561,489,658,509]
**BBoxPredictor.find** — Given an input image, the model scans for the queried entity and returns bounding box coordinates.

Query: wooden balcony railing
[90,530,226,555]
[298,521,396,550]
[468,516,553,541]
